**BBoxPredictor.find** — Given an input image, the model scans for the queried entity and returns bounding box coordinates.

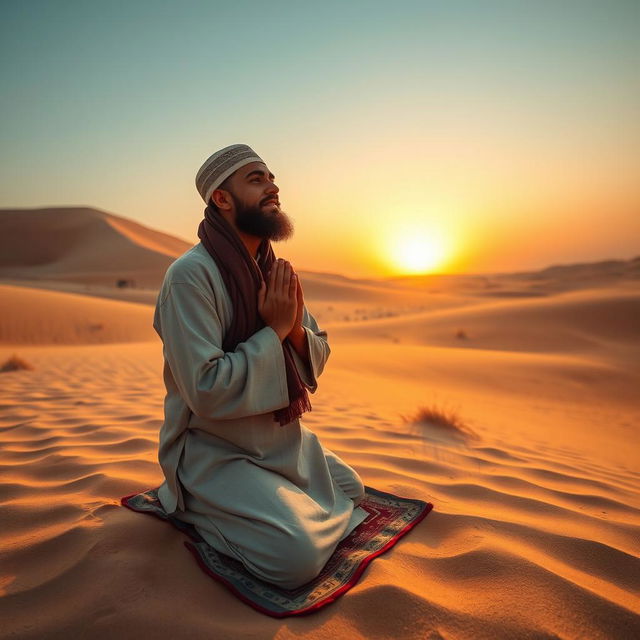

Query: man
[153,144,367,590]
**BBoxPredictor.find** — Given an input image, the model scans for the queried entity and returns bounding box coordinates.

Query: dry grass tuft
[403,403,476,439]
[1,354,34,373]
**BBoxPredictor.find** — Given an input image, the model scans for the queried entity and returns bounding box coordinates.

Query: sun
[390,231,447,274]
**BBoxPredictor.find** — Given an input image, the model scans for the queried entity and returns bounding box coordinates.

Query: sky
[1,0,639,277]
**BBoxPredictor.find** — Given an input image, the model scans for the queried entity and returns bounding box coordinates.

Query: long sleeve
[156,282,290,420]
[288,305,330,393]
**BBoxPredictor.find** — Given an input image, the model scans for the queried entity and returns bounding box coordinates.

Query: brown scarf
[197,204,311,426]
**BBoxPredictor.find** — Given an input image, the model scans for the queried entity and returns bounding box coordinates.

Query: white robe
[153,242,366,589]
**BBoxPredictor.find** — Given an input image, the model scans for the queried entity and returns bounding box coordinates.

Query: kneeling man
[153,144,367,589]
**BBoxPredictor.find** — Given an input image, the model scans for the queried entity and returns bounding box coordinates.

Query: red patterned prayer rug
[121,486,433,617]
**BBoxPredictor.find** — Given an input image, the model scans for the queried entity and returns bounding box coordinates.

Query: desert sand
[1,208,639,639]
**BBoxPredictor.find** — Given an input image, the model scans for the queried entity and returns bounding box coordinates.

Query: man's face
[226,162,294,241]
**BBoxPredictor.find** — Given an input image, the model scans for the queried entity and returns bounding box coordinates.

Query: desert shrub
[0,354,34,373]
[455,329,468,340]
[403,403,475,438]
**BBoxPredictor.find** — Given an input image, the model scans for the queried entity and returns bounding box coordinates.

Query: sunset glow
[383,225,451,275]
[0,2,638,277]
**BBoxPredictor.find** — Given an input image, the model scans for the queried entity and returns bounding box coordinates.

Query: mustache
[260,197,280,206]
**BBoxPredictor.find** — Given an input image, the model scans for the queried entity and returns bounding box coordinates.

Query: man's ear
[211,188,233,211]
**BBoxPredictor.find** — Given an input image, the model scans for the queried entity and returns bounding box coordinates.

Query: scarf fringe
[275,393,312,427]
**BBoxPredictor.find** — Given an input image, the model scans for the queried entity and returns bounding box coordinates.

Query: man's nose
[266,180,279,194]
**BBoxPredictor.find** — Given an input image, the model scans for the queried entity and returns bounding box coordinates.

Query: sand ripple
[0,342,639,639]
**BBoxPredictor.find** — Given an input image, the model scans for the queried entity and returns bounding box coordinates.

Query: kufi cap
[195,144,264,204]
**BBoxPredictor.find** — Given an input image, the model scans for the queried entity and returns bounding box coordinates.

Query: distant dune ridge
[0,206,639,638]
[1,205,638,292]
[1,206,638,346]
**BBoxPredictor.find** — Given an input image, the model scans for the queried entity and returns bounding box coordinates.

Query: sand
[1,208,639,639]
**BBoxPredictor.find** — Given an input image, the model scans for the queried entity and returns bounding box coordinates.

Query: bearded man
[153,144,367,589]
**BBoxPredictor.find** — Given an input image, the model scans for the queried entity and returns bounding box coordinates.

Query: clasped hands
[258,258,305,347]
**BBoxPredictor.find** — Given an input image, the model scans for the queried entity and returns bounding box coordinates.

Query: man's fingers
[269,260,279,290]
[283,261,292,295]
[272,259,282,292]
[269,259,298,303]
[257,280,266,309]
[275,259,289,294]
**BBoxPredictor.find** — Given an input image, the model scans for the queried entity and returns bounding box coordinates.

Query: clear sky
[1,0,639,277]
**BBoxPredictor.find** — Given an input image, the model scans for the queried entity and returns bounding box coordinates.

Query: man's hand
[258,259,298,342]
[286,269,310,362]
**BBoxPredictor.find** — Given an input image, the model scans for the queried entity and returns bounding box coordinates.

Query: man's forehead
[238,162,273,178]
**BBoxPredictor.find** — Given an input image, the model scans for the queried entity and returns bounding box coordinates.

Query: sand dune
[329,285,640,355]
[0,210,639,637]
[0,284,155,344]
[0,207,192,288]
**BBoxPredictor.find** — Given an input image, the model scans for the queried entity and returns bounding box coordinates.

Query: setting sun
[388,229,448,275]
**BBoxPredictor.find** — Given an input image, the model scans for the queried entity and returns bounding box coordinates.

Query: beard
[232,194,294,242]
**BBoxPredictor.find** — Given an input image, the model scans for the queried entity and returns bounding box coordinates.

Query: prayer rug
[121,486,433,617]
